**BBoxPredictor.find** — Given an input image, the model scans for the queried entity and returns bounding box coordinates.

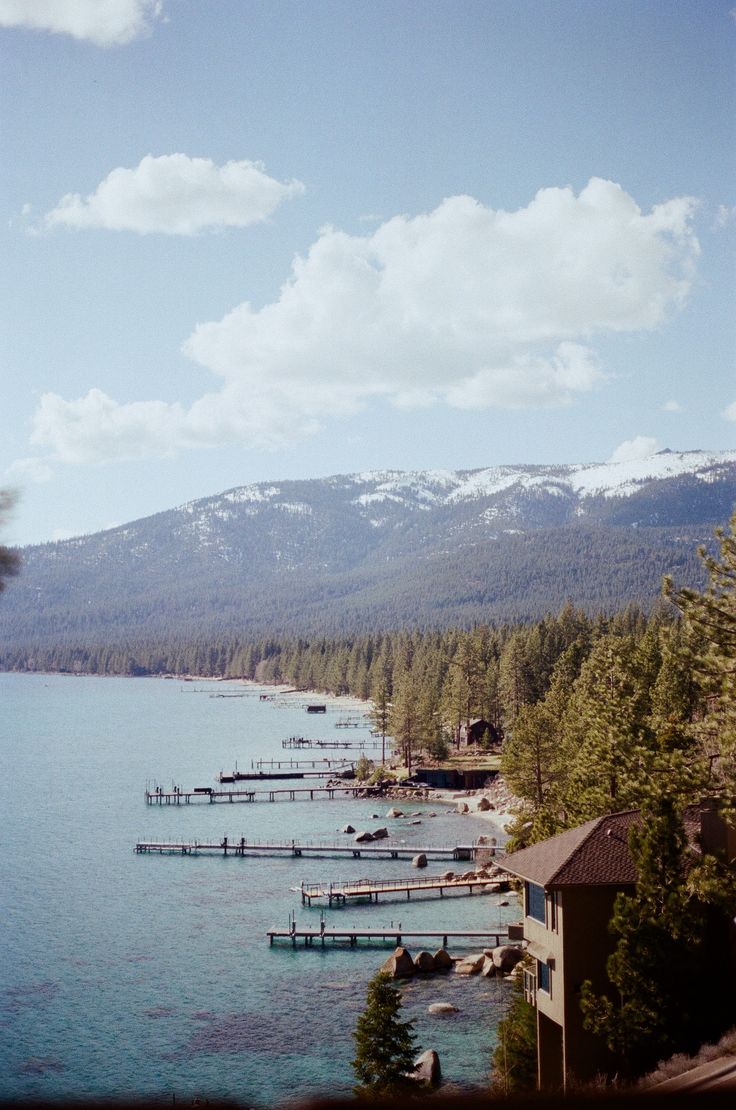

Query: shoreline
[6,668,519,828]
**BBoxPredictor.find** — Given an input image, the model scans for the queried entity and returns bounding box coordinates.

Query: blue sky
[1,0,734,546]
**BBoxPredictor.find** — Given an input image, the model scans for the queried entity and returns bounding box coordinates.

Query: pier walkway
[217,769,354,783]
[297,872,508,905]
[145,783,381,805]
[134,838,481,860]
[281,738,381,750]
[255,758,355,770]
[267,921,510,948]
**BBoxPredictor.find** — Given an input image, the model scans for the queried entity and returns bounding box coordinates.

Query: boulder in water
[380,947,416,979]
[432,948,454,971]
[413,1049,442,1086]
[428,1002,459,1015]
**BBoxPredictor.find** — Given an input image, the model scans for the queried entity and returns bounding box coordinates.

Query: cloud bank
[608,436,661,464]
[29,178,701,464]
[0,0,163,46]
[41,154,305,235]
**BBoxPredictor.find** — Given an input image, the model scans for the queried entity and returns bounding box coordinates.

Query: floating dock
[267,922,510,948]
[145,783,381,805]
[297,872,509,905]
[134,838,482,860]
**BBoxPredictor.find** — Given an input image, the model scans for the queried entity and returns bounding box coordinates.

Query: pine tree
[0,491,19,595]
[490,957,537,1094]
[579,791,711,1078]
[352,971,419,1097]
[665,512,736,801]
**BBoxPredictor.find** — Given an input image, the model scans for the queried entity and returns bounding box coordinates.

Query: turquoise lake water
[0,672,517,1105]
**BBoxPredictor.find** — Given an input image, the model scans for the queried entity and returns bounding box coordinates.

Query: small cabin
[464,719,502,747]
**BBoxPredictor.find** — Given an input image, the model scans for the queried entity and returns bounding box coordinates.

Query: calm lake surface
[0,672,516,1105]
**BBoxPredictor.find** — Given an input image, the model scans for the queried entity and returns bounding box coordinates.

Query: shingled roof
[502,803,709,888]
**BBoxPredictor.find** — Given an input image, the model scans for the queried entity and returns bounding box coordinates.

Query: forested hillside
[1,451,733,650]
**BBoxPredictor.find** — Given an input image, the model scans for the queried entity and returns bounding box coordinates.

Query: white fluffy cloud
[41,154,305,235]
[662,399,684,413]
[2,456,54,484]
[0,0,163,46]
[723,402,736,422]
[29,178,701,464]
[608,436,661,464]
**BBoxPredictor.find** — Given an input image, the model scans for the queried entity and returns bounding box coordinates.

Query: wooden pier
[268,921,510,948]
[217,769,354,783]
[281,738,381,751]
[145,782,381,805]
[134,838,481,860]
[297,872,509,905]
[255,758,356,770]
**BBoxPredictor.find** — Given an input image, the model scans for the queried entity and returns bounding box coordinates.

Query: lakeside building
[501,802,736,1090]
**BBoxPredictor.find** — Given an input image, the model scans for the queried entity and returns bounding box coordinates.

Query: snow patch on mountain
[567,450,736,498]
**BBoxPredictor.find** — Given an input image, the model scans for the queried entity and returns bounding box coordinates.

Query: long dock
[134,838,481,860]
[145,783,381,805]
[281,738,381,750]
[217,769,354,783]
[255,758,356,770]
[297,873,509,905]
[268,922,510,948]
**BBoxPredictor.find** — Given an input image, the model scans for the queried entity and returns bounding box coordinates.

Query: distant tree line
[1,598,683,773]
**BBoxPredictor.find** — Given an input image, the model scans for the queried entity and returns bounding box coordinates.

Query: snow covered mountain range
[2,449,735,650]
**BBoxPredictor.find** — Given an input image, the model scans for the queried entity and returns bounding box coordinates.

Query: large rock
[480,956,497,978]
[440,871,455,881]
[341,824,355,834]
[386,808,403,818]
[380,947,415,979]
[413,1049,442,1086]
[372,827,389,839]
[354,830,374,843]
[432,948,454,971]
[455,953,485,975]
[412,853,428,868]
[456,801,469,814]
[428,1002,459,1015]
[414,950,436,972]
[476,796,492,812]
[492,945,525,974]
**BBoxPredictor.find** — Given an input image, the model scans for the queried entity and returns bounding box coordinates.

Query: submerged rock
[341,824,355,834]
[372,827,389,839]
[386,808,403,818]
[428,1002,459,1015]
[354,830,374,843]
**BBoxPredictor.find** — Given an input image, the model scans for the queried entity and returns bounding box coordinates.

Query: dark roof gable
[502,803,709,889]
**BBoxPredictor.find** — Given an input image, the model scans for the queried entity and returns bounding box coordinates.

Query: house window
[547,891,559,932]
[525,881,546,923]
[538,959,551,995]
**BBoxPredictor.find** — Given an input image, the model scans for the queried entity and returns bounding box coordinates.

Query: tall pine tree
[352,971,418,1097]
